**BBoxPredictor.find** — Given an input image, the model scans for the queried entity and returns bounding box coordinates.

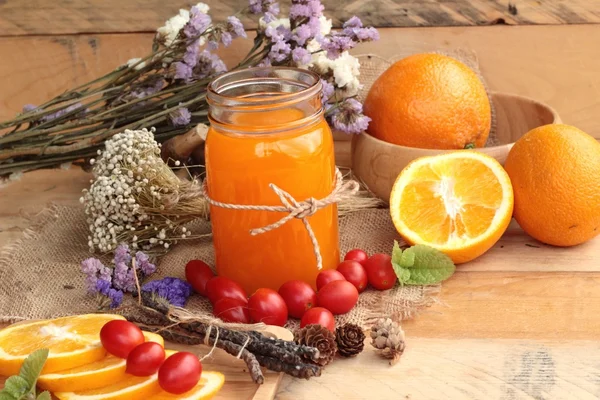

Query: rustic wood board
[278,337,600,399]
[1,0,599,35]
[0,341,280,400]
[2,25,600,138]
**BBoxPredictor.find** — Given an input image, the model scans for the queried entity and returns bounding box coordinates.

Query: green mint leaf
[2,376,29,399]
[0,393,17,400]
[399,249,415,268]
[19,349,49,390]
[392,261,411,284]
[400,244,456,285]
[391,240,403,265]
[36,392,51,400]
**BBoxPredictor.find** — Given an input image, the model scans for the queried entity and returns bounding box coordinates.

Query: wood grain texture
[2,25,600,139]
[1,0,600,35]
[278,337,600,399]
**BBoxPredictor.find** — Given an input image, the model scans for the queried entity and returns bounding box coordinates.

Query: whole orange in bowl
[363,53,491,150]
[504,124,600,246]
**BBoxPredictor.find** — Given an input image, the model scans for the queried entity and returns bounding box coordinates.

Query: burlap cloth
[0,205,439,329]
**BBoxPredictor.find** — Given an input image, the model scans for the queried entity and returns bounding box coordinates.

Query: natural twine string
[202,167,359,270]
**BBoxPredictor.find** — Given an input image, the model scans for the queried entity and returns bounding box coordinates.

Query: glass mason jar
[205,67,340,294]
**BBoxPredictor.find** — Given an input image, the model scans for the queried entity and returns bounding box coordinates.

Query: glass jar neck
[207,67,324,135]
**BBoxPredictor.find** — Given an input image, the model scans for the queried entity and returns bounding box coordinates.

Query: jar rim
[207,66,322,108]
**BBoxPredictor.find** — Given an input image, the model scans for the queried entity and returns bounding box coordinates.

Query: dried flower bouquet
[0,0,379,179]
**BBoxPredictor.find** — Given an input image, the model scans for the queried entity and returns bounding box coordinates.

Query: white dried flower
[126,58,147,70]
[156,3,210,47]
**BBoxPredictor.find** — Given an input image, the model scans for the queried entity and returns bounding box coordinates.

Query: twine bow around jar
[202,168,359,270]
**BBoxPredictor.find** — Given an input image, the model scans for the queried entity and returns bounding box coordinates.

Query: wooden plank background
[2,25,600,139]
[1,0,599,36]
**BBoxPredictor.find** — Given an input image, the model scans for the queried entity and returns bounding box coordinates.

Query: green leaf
[391,244,456,285]
[391,240,403,265]
[18,349,49,389]
[2,376,29,399]
[36,392,51,400]
[0,392,17,400]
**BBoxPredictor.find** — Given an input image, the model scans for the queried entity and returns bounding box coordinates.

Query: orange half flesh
[389,151,514,263]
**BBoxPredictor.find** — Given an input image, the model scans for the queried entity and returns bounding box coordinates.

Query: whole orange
[504,124,600,247]
[363,53,491,150]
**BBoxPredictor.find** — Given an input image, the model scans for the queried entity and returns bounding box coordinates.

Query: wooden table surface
[2,1,600,398]
[2,165,600,399]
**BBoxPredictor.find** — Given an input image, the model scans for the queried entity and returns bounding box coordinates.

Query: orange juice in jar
[205,67,340,294]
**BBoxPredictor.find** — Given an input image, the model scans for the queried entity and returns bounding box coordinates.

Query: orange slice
[0,314,126,376]
[390,151,514,263]
[37,331,164,393]
[53,350,176,400]
[147,371,225,400]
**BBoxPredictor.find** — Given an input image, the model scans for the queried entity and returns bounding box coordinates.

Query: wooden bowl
[351,92,561,202]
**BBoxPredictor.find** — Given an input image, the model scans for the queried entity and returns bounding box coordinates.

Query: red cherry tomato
[316,280,359,315]
[336,260,368,293]
[205,276,248,304]
[213,297,250,323]
[100,320,146,359]
[316,270,345,291]
[158,352,202,394]
[185,260,215,296]
[126,342,166,377]
[300,307,335,332]
[363,253,397,290]
[278,280,317,319]
[248,288,288,326]
[344,249,368,265]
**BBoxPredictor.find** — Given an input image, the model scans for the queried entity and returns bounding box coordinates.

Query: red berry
[278,280,317,319]
[336,260,368,293]
[316,270,345,291]
[344,249,368,265]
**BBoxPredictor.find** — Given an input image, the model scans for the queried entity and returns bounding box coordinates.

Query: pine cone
[370,318,406,365]
[335,323,365,357]
[294,324,337,366]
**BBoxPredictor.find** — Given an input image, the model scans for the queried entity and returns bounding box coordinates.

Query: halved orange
[54,350,177,400]
[390,151,514,263]
[147,371,225,400]
[0,314,126,376]
[37,331,164,393]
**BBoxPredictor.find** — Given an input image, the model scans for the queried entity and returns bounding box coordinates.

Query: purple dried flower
[257,57,272,67]
[289,0,324,20]
[112,259,133,292]
[328,98,371,134]
[41,103,85,123]
[183,40,201,66]
[142,277,193,307]
[169,107,192,126]
[321,79,335,101]
[183,6,212,39]
[174,61,193,81]
[249,0,280,16]
[269,40,292,63]
[221,32,233,47]
[292,23,313,46]
[292,47,312,65]
[81,257,111,293]
[96,280,124,309]
[227,16,246,39]
[22,104,38,113]
[318,35,355,60]
[342,16,379,41]
[135,251,156,276]
[193,50,227,79]
[113,244,131,266]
